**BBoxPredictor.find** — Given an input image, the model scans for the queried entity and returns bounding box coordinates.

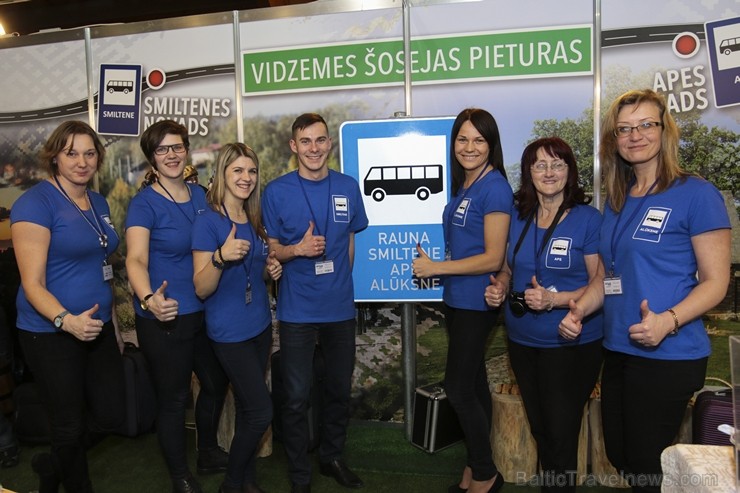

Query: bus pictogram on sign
[363,164,443,202]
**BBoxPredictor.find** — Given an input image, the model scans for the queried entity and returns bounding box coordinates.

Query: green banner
[242,26,592,95]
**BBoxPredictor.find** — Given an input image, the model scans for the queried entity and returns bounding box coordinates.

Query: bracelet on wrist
[546,292,555,312]
[211,253,225,270]
[667,308,680,335]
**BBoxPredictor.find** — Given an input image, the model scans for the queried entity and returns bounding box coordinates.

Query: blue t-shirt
[192,208,271,343]
[442,169,513,311]
[505,204,603,347]
[11,180,120,332]
[600,177,730,360]
[262,170,369,323]
[125,184,207,318]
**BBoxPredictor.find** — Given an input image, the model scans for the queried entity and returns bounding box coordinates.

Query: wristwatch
[140,293,154,311]
[53,310,70,329]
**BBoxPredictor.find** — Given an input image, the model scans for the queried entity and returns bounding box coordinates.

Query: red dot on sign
[675,35,697,56]
[148,70,164,87]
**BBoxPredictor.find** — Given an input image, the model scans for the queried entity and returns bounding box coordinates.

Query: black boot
[196,446,228,475]
[171,473,203,493]
[31,452,61,493]
[0,443,19,468]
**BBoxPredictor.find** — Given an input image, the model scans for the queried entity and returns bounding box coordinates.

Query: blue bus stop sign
[705,16,740,108]
[340,117,455,302]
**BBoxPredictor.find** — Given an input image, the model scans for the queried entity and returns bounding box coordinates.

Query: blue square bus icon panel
[705,16,740,108]
[340,117,455,302]
[97,64,142,136]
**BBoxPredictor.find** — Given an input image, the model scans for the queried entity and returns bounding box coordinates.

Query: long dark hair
[514,137,590,220]
[450,108,506,196]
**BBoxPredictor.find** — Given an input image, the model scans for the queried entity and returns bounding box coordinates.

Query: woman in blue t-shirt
[485,137,603,492]
[413,108,512,493]
[560,89,731,493]
[192,143,282,493]
[125,120,229,493]
[11,121,125,492]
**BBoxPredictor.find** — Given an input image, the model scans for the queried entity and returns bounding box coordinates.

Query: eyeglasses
[614,121,662,137]
[531,160,567,173]
[154,143,187,155]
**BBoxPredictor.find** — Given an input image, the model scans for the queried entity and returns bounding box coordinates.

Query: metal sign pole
[401,302,416,440]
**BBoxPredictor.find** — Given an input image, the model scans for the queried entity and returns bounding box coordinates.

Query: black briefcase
[411,382,463,453]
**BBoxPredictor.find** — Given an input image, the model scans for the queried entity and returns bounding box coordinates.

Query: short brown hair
[291,113,328,139]
[140,120,190,168]
[41,121,106,175]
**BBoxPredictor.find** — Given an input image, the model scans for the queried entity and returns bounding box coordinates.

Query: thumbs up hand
[222,223,252,262]
[149,280,179,322]
[558,299,584,340]
[411,243,435,279]
[524,276,554,311]
[628,299,671,347]
[294,221,326,258]
[484,274,506,308]
[62,304,104,341]
[266,251,282,281]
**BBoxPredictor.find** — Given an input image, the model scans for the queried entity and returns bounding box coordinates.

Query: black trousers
[444,306,499,482]
[601,349,707,493]
[211,326,272,489]
[19,323,125,493]
[508,338,603,492]
[136,312,229,479]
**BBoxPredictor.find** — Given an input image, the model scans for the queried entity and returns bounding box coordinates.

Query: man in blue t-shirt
[262,113,368,493]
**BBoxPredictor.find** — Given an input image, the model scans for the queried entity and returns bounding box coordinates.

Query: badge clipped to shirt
[245,283,252,304]
[315,259,334,275]
[603,275,622,295]
[102,262,113,282]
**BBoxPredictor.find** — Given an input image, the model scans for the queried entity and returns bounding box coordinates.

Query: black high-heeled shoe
[488,473,504,493]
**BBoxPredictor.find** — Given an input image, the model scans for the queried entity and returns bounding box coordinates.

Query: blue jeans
[444,306,499,482]
[211,326,272,489]
[278,319,356,485]
[136,312,229,479]
[18,322,125,493]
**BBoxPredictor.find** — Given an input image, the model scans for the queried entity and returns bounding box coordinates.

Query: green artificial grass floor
[0,421,626,493]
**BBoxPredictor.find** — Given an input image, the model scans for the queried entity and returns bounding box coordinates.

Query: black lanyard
[157,180,196,224]
[53,176,108,250]
[510,203,566,287]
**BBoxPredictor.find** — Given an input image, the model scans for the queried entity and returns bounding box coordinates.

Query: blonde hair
[207,143,267,242]
[600,89,690,212]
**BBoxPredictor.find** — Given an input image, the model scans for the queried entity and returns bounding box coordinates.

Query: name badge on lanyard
[102,262,113,282]
[603,275,622,295]
[245,283,252,304]
[315,259,334,275]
